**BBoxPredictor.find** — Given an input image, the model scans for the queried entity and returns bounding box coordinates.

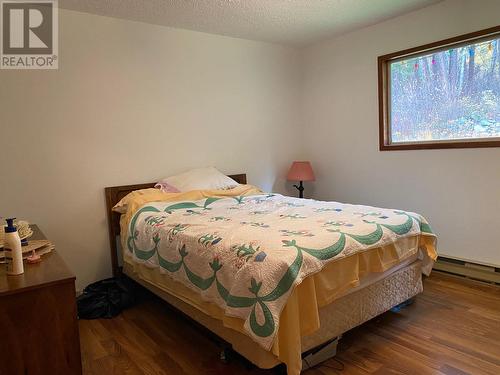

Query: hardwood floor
[79,272,500,374]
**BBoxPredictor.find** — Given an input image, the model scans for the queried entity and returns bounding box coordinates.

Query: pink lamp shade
[287,161,315,182]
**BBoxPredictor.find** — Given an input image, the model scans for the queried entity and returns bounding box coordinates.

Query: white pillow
[156,167,239,192]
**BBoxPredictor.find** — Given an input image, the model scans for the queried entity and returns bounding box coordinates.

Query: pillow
[111,188,158,214]
[154,181,180,193]
[112,188,168,214]
[156,167,239,192]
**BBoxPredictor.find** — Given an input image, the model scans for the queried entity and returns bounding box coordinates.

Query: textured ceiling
[59,0,440,46]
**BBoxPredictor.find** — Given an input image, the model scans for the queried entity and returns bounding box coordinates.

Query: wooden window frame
[378,25,500,151]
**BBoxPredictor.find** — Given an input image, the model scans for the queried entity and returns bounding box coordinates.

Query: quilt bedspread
[123,188,436,350]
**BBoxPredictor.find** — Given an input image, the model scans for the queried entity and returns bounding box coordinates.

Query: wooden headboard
[104,174,247,276]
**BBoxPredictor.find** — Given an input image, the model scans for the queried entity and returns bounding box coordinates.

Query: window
[378,26,500,150]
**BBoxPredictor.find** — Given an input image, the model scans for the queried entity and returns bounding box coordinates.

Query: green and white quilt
[125,193,436,349]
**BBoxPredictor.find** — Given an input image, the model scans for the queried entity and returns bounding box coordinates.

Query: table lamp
[287,161,315,198]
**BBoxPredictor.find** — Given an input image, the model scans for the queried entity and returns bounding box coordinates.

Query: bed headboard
[104,174,247,276]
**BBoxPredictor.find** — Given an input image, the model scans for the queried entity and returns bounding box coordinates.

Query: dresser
[0,225,82,375]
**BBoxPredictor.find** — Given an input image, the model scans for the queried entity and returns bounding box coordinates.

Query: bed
[105,174,437,375]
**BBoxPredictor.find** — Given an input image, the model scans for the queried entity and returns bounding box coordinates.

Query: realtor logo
[1,0,58,69]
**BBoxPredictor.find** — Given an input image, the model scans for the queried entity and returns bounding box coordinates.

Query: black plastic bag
[77,277,136,319]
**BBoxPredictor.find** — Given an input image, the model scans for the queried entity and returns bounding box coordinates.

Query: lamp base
[293,181,304,198]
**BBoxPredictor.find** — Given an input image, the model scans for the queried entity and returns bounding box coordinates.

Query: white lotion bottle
[4,218,24,275]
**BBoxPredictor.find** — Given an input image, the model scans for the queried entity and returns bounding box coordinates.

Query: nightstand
[0,225,82,374]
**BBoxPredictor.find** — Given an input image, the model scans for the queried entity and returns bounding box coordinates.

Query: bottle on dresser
[4,218,24,275]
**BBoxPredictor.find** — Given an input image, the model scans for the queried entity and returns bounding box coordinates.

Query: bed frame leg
[219,346,232,364]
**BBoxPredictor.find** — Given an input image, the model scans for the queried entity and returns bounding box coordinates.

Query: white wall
[2,1,499,291]
[0,9,302,289]
[302,0,500,266]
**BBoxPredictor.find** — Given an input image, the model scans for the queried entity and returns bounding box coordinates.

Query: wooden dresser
[0,226,82,375]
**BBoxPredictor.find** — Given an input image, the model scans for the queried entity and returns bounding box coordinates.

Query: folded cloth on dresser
[117,185,437,374]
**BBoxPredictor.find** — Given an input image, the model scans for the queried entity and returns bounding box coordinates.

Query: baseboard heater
[433,256,500,285]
